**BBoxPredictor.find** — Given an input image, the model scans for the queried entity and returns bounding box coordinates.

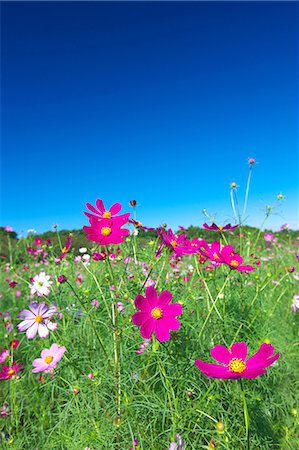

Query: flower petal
[157,290,172,308]
[230,342,248,360]
[26,322,39,339]
[210,345,231,364]
[163,303,182,318]
[195,360,236,378]
[140,317,155,339]
[246,343,275,368]
[18,319,34,332]
[132,312,149,326]
[18,310,35,320]
[145,286,158,306]
[109,203,122,215]
[37,324,50,338]
[134,294,151,312]
[155,320,171,342]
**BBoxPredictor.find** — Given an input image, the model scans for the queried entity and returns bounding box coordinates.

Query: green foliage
[0,227,298,449]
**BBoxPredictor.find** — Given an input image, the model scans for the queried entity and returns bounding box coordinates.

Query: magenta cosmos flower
[84,198,130,223]
[0,361,23,380]
[203,223,238,232]
[220,246,255,272]
[17,302,57,339]
[195,342,280,379]
[157,228,191,257]
[83,216,129,245]
[132,286,182,342]
[32,344,66,373]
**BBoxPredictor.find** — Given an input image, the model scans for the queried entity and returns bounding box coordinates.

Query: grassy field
[0,212,298,449]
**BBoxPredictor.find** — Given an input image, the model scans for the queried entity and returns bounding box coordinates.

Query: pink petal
[140,317,156,339]
[32,363,49,373]
[210,345,231,364]
[246,343,275,368]
[163,303,182,318]
[26,322,39,339]
[28,303,39,315]
[95,199,105,213]
[157,290,172,308]
[134,294,151,312]
[109,203,122,215]
[132,312,150,326]
[145,286,158,306]
[32,358,45,367]
[87,202,101,215]
[41,349,51,359]
[155,320,171,342]
[230,342,248,360]
[161,316,181,331]
[49,344,59,354]
[195,360,236,378]
[242,368,267,378]
[53,346,66,362]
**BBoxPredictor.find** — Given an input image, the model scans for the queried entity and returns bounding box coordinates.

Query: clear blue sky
[1,1,298,236]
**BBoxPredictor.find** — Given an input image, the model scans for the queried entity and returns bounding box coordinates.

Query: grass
[0,217,298,449]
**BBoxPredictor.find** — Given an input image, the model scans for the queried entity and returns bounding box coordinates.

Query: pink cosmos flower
[264,232,274,242]
[84,198,130,223]
[83,217,129,245]
[0,361,23,380]
[57,234,73,261]
[32,344,66,373]
[195,342,280,379]
[132,286,182,342]
[157,228,191,257]
[34,237,43,246]
[0,349,9,364]
[220,247,255,272]
[203,223,238,232]
[4,226,13,232]
[17,302,57,339]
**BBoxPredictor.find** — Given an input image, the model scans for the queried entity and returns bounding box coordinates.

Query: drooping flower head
[203,223,238,232]
[29,271,53,297]
[195,341,280,379]
[17,302,57,339]
[32,344,66,373]
[0,361,23,380]
[57,234,73,261]
[132,286,182,342]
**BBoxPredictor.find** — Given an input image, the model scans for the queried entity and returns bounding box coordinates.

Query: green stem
[66,281,112,370]
[239,379,250,450]
[242,166,253,222]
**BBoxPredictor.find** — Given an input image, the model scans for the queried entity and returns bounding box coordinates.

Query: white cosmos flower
[30,272,53,297]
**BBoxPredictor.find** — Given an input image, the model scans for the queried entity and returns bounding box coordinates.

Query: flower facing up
[84,198,130,223]
[29,271,53,297]
[0,361,23,380]
[264,232,274,242]
[83,216,130,245]
[132,286,182,342]
[18,302,57,339]
[203,223,238,232]
[32,344,66,373]
[195,341,280,379]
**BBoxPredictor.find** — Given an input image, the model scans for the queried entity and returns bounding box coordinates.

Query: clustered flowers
[83,199,130,245]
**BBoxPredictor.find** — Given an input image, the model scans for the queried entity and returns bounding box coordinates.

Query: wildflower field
[1,166,298,450]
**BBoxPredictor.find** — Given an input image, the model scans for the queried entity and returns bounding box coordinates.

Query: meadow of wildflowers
[0,163,298,449]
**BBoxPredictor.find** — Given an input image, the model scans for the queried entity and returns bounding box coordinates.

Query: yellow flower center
[35,315,43,323]
[229,358,246,373]
[151,307,163,319]
[230,260,239,268]
[218,225,223,230]
[170,240,178,247]
[103,211,111,219]
[44,355,53,364]
[7,369,15,375]
[213,252,219,259]
[62,246,67,253]
[101,227,112,236]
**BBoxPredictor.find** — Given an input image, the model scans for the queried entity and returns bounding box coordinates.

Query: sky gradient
[1,1,298,236]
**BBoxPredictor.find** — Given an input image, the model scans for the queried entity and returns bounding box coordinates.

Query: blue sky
[1,1,298,236]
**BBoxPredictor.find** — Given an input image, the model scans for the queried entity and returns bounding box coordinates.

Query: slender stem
[230,189,238,223]
[66,281,112,370]
[239,379,250,450]
[242,166,253,222]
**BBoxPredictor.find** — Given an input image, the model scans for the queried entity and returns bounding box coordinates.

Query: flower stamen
[101,227,112,236]
[229,358,246,373]
[151,307,163,319]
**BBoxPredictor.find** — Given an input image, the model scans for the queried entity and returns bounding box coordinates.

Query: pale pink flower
[29,272,52,297]
[17,302,57,339]
[32,344,66,373]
